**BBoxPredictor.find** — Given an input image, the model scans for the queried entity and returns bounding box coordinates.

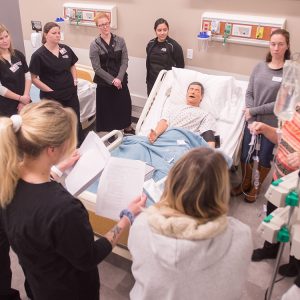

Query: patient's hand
[148,129,158,144]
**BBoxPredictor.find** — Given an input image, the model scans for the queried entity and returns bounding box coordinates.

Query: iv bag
[274,56,300,121]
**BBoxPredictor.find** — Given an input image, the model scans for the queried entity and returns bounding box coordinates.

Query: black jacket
[146,36,184,84]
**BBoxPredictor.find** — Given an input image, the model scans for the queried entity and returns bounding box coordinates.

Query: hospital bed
[78,67,249,254]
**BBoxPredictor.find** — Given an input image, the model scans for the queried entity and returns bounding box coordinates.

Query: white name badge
[272,76,282,82]
[9,64,19,73]
[60,48,67,55]
[62,55,69,59]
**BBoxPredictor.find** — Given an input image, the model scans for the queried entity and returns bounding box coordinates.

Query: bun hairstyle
[0,100,77,207]
[42,22,60,44]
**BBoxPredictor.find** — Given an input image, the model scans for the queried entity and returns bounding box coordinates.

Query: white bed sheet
[30,79,96,123]
[138,67,248,159]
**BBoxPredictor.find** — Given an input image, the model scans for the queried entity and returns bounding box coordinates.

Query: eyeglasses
[97,22,110,28]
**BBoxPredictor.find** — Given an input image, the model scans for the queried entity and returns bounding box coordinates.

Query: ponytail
[0,117,20,207]
[0,100,77,208]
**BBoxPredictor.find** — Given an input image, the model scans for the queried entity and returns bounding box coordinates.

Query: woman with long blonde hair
[128,148,252,300]
[0,100,145,300]
[0,24,31,116]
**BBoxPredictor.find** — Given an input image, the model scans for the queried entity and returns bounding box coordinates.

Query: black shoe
[124,128,135,136]
[278,262,298,277]
[251,247,278,262]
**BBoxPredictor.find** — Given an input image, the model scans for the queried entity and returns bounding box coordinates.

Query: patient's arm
[148,119,168,143]
[201,130,215,148]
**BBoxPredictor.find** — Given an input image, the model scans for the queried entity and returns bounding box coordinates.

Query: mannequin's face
[186,84,203,107]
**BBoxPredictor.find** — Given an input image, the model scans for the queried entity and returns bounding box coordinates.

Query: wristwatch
[119,209,135,225]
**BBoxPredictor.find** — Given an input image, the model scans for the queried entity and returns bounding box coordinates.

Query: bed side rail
[135,70,168,134]
[100,130,123,151]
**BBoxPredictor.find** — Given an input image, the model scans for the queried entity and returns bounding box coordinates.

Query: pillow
[169,67,235,119]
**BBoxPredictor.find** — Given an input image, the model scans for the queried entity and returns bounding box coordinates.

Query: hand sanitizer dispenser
[55,17,65,41]
[31,21,42,52]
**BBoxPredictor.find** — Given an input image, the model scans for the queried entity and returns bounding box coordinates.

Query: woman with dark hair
[29,22,83,144]
[128,148,252,300]
[146,18,184,95]
[0,24,31,117]
[232,29,291,202]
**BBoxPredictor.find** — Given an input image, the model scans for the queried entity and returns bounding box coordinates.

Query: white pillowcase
[169,67,235,119]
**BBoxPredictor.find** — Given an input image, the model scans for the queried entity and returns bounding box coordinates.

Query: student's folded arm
[31,74,53,92]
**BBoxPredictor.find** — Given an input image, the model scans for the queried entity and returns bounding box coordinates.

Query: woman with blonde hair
[89,12,135,134]
[128,148,252,300]
[0,24,31,116]
[0,100,146,300]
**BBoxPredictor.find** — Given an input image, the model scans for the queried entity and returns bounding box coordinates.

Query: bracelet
[18,95,22,102]
[119,209,135,225]
[51,165,63,178]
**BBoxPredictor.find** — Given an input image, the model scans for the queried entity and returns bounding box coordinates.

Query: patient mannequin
[128,148,252,300]
[148,82,216,147]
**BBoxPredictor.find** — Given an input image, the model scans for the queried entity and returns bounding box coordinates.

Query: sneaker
[251,248,278,262]
[278,261,298,277]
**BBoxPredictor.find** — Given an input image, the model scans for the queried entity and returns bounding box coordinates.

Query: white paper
[143,176,167,203]
[65,131,110,196]
[96,157,145,220]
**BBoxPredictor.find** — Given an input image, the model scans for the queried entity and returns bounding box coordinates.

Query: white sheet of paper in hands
[64,131,110,196]
[143,176,167,204]
[96,157,145,220]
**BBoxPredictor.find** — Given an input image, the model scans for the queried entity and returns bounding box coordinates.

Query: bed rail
[100,129,123,151]
[135,70,168,134]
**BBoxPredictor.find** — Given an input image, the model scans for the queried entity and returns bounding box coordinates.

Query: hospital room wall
[19,0,300,105]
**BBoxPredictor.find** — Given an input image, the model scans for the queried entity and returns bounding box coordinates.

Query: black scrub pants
[41,89,84,146]
[0,223,21,300]
[60,93,84,146]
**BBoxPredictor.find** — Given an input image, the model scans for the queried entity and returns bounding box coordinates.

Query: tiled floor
[10,167,296,300]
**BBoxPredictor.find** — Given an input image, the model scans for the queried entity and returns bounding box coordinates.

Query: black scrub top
[0,50,28,117]
[29,44,78,102]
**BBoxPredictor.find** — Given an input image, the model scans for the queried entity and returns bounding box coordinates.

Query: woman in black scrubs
[29,22,83,144]
[0,24,31,117]
[89,12,134,134]
[0,100,146,300]
[0,24,31,300]
[146,18,184,95]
